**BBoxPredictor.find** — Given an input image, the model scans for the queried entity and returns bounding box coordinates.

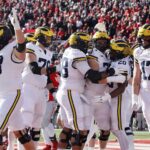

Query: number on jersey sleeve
[61,57,68,78]
[141,61,150,80]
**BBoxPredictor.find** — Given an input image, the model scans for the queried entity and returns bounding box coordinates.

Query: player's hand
[107,68,127,76]
[132,94,140,111]
[93,93,111,103]
[9,8,21,30]
[107,74,126,83]
[114,68,127,75]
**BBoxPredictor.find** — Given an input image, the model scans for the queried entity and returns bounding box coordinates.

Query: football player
[132,24,150,132]
[122,43,142,150]
[7,32,37,150]
[56,32,126,150]
[123,52,135,150]
[0,8,35,150]
[21,26,55,148]
[93,39,132,150]
[84,31,111,150]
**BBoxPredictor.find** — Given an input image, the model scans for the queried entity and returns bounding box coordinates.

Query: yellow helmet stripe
[0,29,4,36]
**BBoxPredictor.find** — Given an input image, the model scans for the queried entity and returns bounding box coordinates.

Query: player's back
[59,47,86,93]
[0,40,24,93]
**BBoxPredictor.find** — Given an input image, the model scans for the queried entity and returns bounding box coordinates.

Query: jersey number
[38,58,50,68]
[118,61,126,65]
[61,57,68,78]
[141,61,150,80]
[0,56,3,74]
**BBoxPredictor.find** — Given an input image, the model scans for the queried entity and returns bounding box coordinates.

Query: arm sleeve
[74,60,91,75]
[75,60,104,83]
[29,62,42,75]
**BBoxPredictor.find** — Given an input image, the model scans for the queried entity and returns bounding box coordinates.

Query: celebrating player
[132,24,150,132]
[0,8,35,150]
[21,26,55,148]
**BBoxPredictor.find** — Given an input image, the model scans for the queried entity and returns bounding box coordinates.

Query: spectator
[1,0,149,47]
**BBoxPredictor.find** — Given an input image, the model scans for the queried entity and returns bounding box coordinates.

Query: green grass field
[54,129,150,140]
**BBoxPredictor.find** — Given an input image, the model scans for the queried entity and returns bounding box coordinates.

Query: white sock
[127,135,135,150]
[7,131,15,150]
[112,130,129,150]
[125,127,135,150]
[42,128,51,145]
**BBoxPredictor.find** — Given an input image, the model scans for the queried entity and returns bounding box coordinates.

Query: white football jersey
[59,47,89,93]
[108,56,131,92]
[134,46,150,89]
[0,40,24,93]
[85,48,110,95]
[22,42,52,88]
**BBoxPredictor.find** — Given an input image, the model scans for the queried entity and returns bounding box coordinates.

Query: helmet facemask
[76,38,89,54]
[37,34,53,48]
[140,36,150,49]
[106,49,124,61]
[94,38,110,53]
[92,31,110,53]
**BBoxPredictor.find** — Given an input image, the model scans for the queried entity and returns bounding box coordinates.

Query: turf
[54,129,150,140]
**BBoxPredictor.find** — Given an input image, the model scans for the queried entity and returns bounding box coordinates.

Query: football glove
[132,94,140,111]
[113,67,127,75]
[106,74,126,83]
[9,8,21,30]
[93,93,111,103]
[107,68,127,76]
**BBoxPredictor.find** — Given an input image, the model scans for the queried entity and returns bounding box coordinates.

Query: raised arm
[9,8,26,61]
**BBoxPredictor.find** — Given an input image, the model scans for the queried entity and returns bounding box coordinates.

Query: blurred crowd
[0,0,150,44]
